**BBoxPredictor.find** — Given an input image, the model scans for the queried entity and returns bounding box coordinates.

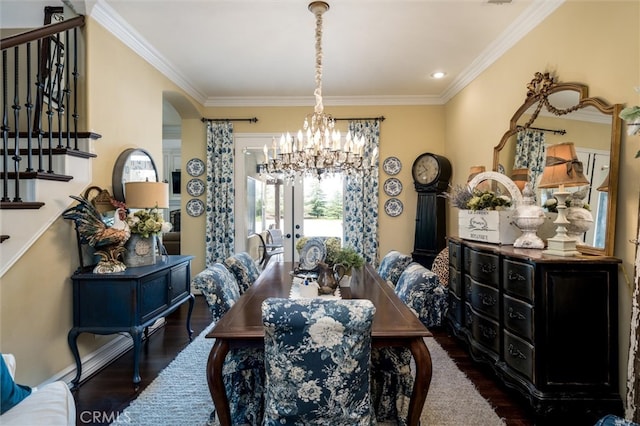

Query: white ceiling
[1,0,564,123]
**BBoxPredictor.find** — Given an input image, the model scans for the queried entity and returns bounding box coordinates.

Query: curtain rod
[201,117,258,123]
[517,125,566,135]
[334,116,385,122]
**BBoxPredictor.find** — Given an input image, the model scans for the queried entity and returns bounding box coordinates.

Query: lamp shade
[596,172,609,192]
[467,165,486,182]
[511,168,529,192]
[124,181,169,209]
[538,142,589,189]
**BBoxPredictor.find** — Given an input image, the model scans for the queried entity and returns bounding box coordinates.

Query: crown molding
[91,0,563,109]
[440,0,564,103]
[91,0,207,104]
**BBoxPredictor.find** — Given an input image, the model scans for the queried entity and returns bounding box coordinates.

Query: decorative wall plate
[384,198,403,217]
[185,198,205,217]
[383,178,403,197]
[298,238,327,270]
[383,156,402,175]
[186,158,205,177]
[186,178,205,197]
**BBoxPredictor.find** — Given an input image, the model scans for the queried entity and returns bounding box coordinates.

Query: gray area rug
[112,325,505,426]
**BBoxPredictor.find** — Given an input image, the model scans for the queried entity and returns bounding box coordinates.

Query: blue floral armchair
[191,263,264,425]
[261,298,376,426]
[371,262,449,425]
[377,250,413,287]
[224,251,262,294]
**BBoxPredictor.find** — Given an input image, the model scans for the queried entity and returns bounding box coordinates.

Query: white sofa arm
[2,353,16,379]
[0,354,75,426]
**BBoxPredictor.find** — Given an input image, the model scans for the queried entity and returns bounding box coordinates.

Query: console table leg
[130,327,143,385]
[67,328,81,390]
[186,293,195,340]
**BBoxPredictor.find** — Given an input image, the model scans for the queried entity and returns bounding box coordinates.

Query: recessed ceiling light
[431,71,446,79]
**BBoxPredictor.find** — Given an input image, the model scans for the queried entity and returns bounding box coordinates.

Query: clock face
[412,154,440,185]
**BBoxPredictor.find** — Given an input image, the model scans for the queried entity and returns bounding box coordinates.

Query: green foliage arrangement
[127,208,172,237]
[444,185,512,211]
[332,246,365,270]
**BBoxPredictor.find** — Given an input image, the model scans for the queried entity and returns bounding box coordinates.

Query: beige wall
[444,0,640,397]
[1,1,638,405]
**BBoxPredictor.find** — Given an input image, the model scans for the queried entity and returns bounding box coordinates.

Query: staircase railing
[1,15,87,208]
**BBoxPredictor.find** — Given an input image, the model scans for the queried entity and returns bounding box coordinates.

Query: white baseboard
[42,319,166,388]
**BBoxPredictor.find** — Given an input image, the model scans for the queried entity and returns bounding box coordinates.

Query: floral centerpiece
[127,207,172,237]
[123,206,172,267]
[443,184,512,211]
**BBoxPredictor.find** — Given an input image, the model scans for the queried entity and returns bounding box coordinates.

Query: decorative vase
[512,183,546,249]
[565,206,593,243]
[123,234,157,267]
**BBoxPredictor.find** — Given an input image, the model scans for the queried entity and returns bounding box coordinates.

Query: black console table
[68,255,195,388]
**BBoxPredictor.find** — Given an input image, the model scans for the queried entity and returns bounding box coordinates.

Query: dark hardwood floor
[73,294,539,425]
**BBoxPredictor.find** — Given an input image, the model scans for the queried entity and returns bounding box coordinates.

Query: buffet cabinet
[447,237,622,418]
[68,255,195,388]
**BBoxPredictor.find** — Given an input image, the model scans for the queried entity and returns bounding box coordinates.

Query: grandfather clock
[411,153,452,268]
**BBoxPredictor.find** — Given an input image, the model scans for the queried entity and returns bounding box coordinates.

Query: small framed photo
[43,37,65,111]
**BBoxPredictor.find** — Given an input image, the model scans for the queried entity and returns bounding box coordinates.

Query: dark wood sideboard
[68,255,195,388]
[447,237,622,420]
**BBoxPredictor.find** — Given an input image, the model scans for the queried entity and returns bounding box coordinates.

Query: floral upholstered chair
[191,263,264,425]
[224,251,262,294]
[395,262,449,328]
[371,262,449,425]
[377,250,413,287]
[261,298,376,426]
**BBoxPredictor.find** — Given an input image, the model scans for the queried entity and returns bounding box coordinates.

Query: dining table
[205,261,433,426]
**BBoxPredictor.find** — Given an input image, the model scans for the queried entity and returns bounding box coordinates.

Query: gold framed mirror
[493,72,622,256]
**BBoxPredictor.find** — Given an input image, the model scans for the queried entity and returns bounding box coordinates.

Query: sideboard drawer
[503,294,534,342]
[467,249,499,285]
[449,240,462,270]
[504,330,535,381]
[448,293,463,327]
[449,267,462,296]
[468,278,499,320]
[503,259,534,303]
[469,305,500,356]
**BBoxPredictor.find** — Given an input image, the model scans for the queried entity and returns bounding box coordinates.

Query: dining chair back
[247,233,267,268]
[372,261,448,425]
[191,263,265,425]
[261,298,376,425]
[377,250,413,287]
[224,251,262,294]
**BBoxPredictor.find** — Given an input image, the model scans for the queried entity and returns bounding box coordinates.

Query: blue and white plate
[186,158,205,177]
[298,238,326,270]
[186,178,205,197]
[383,178,403,196]
[383,156,402,175]
[384,198,403,217]
[186,198,205,217]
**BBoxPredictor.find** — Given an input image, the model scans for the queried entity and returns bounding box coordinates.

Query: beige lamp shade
[124,181,169,209]
[467,165,486,182]
[596,172,609,192]
[511,168,529,192]
[538,142,589,189]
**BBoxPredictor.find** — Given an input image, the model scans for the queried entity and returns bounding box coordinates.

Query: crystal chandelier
[261,1,375,180]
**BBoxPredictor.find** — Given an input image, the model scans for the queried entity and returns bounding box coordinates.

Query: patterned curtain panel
[205,121,235,266]
[344,120,380,267]
[514,129,546,187]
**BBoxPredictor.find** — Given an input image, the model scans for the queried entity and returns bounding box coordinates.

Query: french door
[234,135,344,261]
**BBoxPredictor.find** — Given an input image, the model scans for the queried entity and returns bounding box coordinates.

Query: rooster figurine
[62,195,131,274]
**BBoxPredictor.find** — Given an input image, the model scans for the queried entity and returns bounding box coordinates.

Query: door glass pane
[302,175,343,242]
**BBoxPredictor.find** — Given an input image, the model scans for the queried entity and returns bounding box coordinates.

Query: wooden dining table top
[206,261,432,342]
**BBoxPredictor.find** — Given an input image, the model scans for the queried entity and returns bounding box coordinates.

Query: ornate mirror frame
[112,148,159,203]
[493,72,623,256]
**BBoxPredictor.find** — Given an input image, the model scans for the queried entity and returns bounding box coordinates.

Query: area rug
[112,325,505,426]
